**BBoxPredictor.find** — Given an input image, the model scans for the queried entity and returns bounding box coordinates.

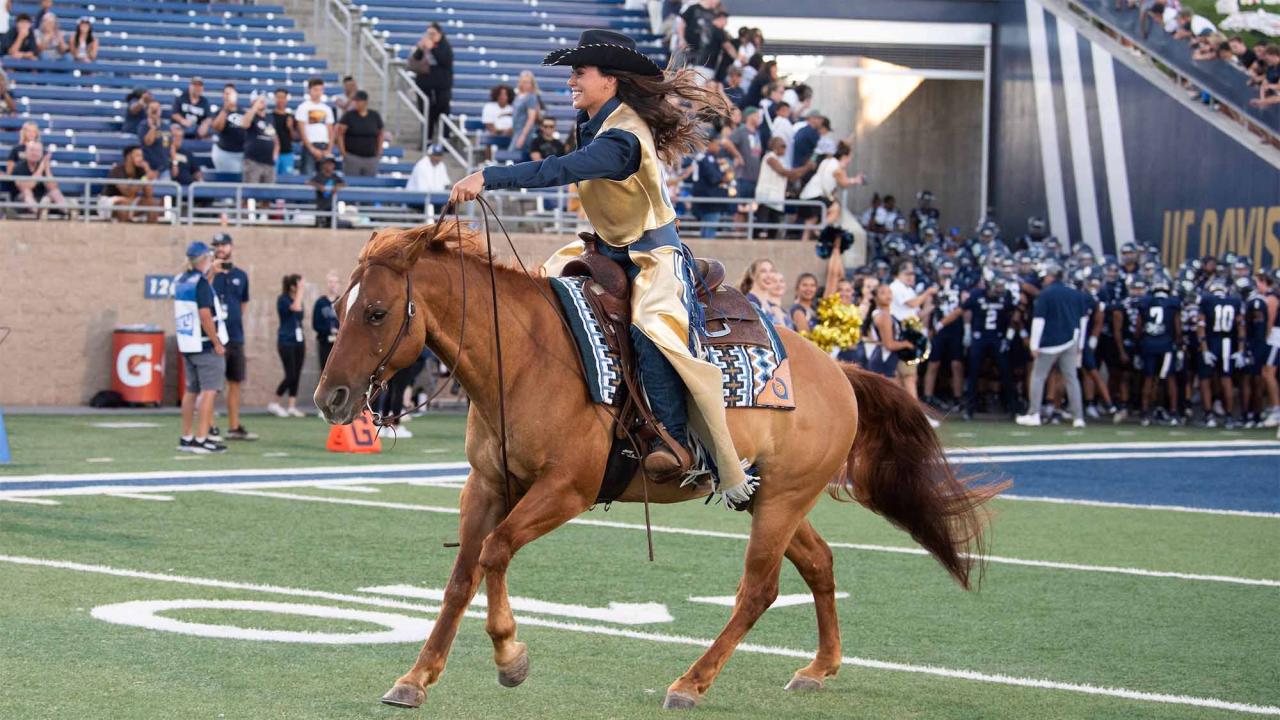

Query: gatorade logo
[116,344,153,388]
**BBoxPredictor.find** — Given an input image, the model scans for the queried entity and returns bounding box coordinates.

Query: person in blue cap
[174,241,229,453]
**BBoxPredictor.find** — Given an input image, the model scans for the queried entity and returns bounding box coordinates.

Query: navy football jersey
[1182,303,1203,353]
[1121,296,1143,343]
[933,281,965,336]
[1137,295,1181,353]
[1245,293,1269,344]
[964,293,1015,340]
[1200,294,1242,339]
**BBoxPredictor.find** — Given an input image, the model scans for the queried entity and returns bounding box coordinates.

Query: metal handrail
[321,0,356,77]
[437,112,473,168]
[0,174,181,224]
[357,22,393,117]
[393,67,431,152]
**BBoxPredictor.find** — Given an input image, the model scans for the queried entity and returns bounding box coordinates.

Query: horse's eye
[368,308,388,324]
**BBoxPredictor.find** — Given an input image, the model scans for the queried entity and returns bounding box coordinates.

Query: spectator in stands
[170,77,212,142]
[699,10,735,82]
[783,82,812,116]
[31,0,49,27]
[728,106,763,205]
[35,12,65,59]
[1250,46,1280,108]
[798,141,865,242]
[754,136,812,238]
[767,101,795,160]
[723,65,745,108]
[69,16,94,62]
[0,0,8,35]
[482,84,515,148]
[691,131,729,238]
[744,59,778,109]
[12,141,68,217]
[407,22,452,142]
[333,75,358,114]
[295,77,335,176]
[268,274,307,418]
[307,156,344,227]
[791,110,822,168]
[123,87,150,136]
[241,95,279,185]
[1247,41,1269,86]
[98,145,158,222]
[873,194,901,234]
[511,71,543,156]
[335,90,383,177]
[169,131,202,187]
[790,272,820,331]
[2,13,36,58]
[5,120,38,177]
[313,270,342,371]
[1017,262,1088,427]
[138,100,173,180]
[1173,8,1216,40]
[0,68,16,116]
[406,143,450,194]
[211,84,247,174]
[271,88,297,175]
[679,0,718,60]
[528,117,567,161]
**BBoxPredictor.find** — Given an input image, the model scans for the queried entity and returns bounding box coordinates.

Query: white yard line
[0,497,61,506]
[106,493,175,502]
[1,554,1276,716]
[216,491,1280,588]
[0,475,471,499]
[952,449,1280,463]
[320,485,381,494]
[945,440,1280,455]
[1000,495,1280,519]
[0,461,471,485]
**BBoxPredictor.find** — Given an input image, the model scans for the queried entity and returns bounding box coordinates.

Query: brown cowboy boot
[641,424,693,484]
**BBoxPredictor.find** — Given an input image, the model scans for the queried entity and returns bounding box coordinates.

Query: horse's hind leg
[381,476,505,708]
[663,490,808,710]
[478,474,594,688]
[782,519,841,691]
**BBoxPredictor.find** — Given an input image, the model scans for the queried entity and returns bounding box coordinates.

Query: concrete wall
[0,222,827,407]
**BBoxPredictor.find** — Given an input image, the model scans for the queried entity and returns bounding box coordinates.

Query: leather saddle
[558,233,772,491]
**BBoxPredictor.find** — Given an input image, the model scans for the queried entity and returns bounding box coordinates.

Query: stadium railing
[0,175,182,224]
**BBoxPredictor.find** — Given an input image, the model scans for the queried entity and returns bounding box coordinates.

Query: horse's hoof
[662,690,700,710]
[497,646,529,688]
[381,683,426,708]
[784,674,824,692]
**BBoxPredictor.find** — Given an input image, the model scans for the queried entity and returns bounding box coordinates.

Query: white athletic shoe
[1263,409,1280,428]
[287,407,307,418]
[377,425,413,439]
[1072,418,1086,429]
[1015,413,1042,427]
[267,402,289,418]
[1086,405,1101,419]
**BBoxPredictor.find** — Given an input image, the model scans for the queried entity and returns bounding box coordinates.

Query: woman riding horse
[447,29,754,504]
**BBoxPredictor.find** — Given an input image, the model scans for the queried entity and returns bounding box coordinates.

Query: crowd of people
[739,202,1280,428]
[1129,0,1280,110]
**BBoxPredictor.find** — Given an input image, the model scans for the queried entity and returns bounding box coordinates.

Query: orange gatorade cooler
[112,325,166,405]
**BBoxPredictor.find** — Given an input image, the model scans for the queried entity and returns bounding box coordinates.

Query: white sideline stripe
[106,493,175,502]
[0,475,471,499]
[1002,495,1280,519]
[218,491,1280,588]
[1056,23,1103,254]
[945,440,1280,454]
[0,497,61,506]
[0,461,471,484]
[689,592,851,609]
[1025,0,1070,243]
[320,485,381,494]
[1,555,1276,716]
[953,449,1280,463]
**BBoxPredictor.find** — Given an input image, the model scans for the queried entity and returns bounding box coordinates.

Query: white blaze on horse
[314,220,1007,711]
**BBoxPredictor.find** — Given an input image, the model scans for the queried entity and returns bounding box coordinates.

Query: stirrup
[641,443,692,484]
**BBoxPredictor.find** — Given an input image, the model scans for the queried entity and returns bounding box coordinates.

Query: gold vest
[577,102,676,248]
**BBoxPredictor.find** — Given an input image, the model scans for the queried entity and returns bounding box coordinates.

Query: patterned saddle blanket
[549,275,795,411]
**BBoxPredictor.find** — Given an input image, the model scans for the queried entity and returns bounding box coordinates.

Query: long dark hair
[602,65,731,165]
[282,273,301,295]
[74,18,94,46]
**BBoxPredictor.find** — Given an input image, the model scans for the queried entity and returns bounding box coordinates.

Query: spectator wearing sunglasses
[528,118,567,161]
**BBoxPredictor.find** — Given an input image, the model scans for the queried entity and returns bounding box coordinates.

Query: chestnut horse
[314,220,1007,711]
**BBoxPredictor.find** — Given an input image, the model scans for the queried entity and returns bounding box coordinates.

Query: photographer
[312,271,342,372]
[210,84,246,174]
[170,77,212,142]
[210,233,256,440]
[138,99,172,181]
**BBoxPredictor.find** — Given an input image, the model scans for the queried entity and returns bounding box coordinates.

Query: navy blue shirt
[1200,294,1242,339]
[1032,280,1089,349]
[216,107,248,153]
[171,91,211,128]
[1137,295,1181,354]
[277,294,305,345]
[964,292,1015,340]
[212,266,250,343]
[313,295,340,341]
[137,119,170,174]
[244,116,277,165]
[791,124,819,167]
[692,153,726,198]
[482,97,640,191]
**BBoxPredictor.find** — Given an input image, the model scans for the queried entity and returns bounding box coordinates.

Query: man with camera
[211,233,257,441]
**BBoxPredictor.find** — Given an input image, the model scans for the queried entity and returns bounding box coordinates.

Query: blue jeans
[595,240,689,446]
[698,210,721,239]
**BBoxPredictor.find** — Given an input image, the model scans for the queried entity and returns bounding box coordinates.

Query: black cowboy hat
[542,29,663,77]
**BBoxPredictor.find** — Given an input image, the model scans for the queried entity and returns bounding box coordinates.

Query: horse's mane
[359,220,527,276]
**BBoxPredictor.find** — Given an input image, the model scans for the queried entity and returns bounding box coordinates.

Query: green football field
[1,414,1278,719]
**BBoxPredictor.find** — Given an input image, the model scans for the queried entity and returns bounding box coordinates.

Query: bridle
[357,261,423,425]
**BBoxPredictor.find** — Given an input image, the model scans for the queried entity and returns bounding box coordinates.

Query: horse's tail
[835,363,1009,590]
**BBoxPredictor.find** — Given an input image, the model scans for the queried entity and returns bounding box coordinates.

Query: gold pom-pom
[801,295,862,352]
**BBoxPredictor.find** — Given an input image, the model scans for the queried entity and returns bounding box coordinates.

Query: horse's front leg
[478,474,595,688]
[381,475,506,708]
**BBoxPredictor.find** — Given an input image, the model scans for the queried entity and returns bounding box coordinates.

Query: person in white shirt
[768,101,797,165]
[405,144,451,194]
[294,77,335,176]
[888,258,938,401]
[481,84,515,147]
